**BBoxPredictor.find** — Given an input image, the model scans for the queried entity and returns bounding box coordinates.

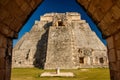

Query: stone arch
[0,0,120,80]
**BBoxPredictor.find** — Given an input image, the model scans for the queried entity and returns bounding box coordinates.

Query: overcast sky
[13,0,106,46]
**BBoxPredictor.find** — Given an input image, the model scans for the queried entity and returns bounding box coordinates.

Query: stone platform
[40,72,74,77]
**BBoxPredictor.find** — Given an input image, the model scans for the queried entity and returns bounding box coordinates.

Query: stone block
[114,72,119,80]
[98,20,108,32]
[100,26,116,38]
[0,34,7,48]
[108,25,119,36]
[29,0,36,8]
[0,48,6,58]
[15,0,26,6]
[116,72,120,80]
[108,49,116,62]
[9,14,27,32]
[109,62,117,71]
[115,32,120,49]
[117,50,120,60]
[40,16,53,21]
[93,0,113,22]
[8,39,12,47]
[94,8,104,22]
[0,6,10,22]
[106,36,114,49]
[110,70,119,80]
[88,0,100,15]
[77,0,90,9]
[5,0,23,18]
[40,72,74,77]
[117,0,120,8]
[5,68,11,80]
[0,22,16,38]
[0,57,5,69]
[116,61,120,71]
[2,15,14,26]
[100,12,113,25]
[110,5,120,20]
[66,12,80,16]
[0,0,10,5]
[102,23,111,34]
[99,0,113,13]
[10,18,22,32]
[0,70,5,80]
[99,5,120,36]
[21,2,32,14]
[71,16,80,21]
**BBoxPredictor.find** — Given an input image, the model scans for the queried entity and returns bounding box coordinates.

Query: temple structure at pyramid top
[12,12,108,69]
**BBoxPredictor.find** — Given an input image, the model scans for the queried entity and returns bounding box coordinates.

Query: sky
[13,0,107,46]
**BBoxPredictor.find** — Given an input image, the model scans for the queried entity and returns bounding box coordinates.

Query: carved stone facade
[12,12,108,69]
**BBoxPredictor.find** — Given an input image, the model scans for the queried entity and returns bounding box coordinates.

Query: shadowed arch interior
[0,0,120,80]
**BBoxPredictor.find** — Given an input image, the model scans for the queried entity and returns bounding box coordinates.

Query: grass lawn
[11,68,110,80]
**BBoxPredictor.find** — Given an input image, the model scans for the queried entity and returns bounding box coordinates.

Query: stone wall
[107,31,120,80]
[12,21,50,68]
[0,0,120,80]
[70,19,108,68]
[44,26,74,69]
[38,13,108,69]
[77,0,120,79]
[0,0,43,79]
[12,13,108,69]
[77,0,120,38]
[0,33,12,80]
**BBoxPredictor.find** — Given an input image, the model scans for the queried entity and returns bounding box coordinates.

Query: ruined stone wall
[12,21,50,68]
[70,19,108,68]
[0,0,120,79]
[44,12,108,69]
[12,12,108,69]
[44,26,74,69]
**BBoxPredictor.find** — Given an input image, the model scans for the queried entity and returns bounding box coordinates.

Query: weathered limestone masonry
[1,0,120,80]
[0,0,43,80]
[44,12,108,69]
[0,33,12,80]
[12,12,108,69]
[106,32,120,80]
[12,21,50,68]
[77,1,120,79]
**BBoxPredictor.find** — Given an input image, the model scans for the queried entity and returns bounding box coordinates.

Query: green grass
[11,68,110,80]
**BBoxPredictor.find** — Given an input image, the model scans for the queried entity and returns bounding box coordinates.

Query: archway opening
[79,57,84,64]
[99,57,104,64]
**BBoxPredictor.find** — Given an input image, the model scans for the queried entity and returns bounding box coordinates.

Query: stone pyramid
[12,12,108,69]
